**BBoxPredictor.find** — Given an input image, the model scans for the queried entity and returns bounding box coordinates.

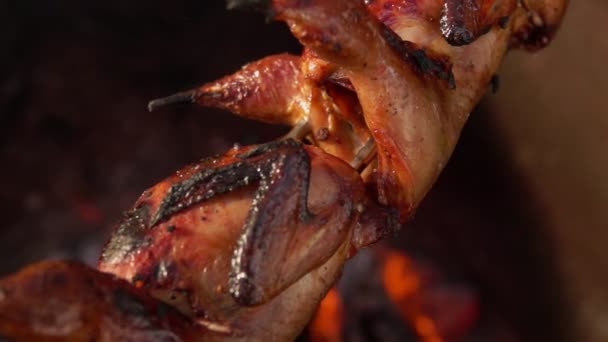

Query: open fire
[307,246,479,342]
[0,1,571,340]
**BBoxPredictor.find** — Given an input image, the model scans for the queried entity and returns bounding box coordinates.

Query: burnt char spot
[408,45,456,89]
[235,137,300,159]
[440,0,479,46]
[100,203,151,264]
[166,225,176,233]
[229,140,313,305]
[442,25,474,46]
[381,25,455,89]
[230,276,259,306]
[151,160,261,226]
[112,288,148,319]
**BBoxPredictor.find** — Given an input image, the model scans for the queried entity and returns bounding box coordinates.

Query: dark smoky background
[0,1,294,270]
[1,1,605,341]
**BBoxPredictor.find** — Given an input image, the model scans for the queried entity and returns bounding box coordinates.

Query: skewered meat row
[0,0,567,340]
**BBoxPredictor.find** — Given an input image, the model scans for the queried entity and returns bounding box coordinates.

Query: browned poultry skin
[272,0,568,220]
[1,1,568,341]
[0,261,209,341]
[166,0,567,222]
[148,53,374,168]
[98,143,392,341]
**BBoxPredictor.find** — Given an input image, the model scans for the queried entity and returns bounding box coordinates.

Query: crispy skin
[167,0,566,222]
[98,143,393,341]
[0,261,208,341]
[151,53,374,167]
[1,1,568,340]
[260,0,506,220]
[367,0,517,46]
[267,0,567,221]
[193,54,307,127]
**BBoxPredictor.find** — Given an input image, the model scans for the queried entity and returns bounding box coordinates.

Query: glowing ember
[309,288,342,342]
[382,251,443,342]
[383,251,420,300]
[306,247,479,341]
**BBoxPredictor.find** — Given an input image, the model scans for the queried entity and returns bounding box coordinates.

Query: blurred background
[0,1,605,341]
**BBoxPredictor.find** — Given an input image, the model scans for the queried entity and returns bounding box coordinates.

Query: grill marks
[150,139,312,229]
[229,140,314,305]
[150,162,260,227]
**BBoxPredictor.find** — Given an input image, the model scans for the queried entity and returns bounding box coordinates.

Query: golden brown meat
[271,0,567,220]
[155,0,568,221]
[0,261,209,341]
[98,142,395,341]
[2,1,569,340]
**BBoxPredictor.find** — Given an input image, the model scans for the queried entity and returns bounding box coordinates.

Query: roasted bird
[0,0,567,341]
[0,261,209,341]
[98,142,395,341]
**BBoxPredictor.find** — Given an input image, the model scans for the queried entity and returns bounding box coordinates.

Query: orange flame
[309,288,342,342]
[382,251,443,342]
[308,249,476,341]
